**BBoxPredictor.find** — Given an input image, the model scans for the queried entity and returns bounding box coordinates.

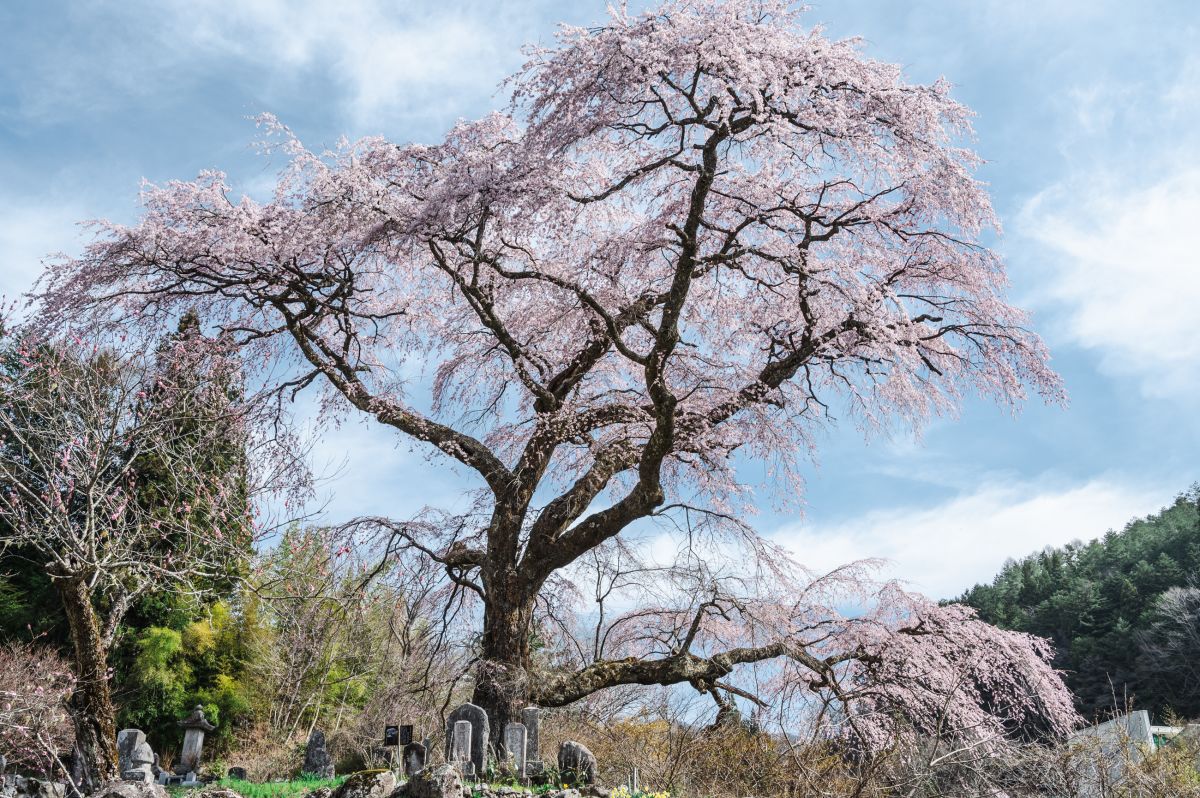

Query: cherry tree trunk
[55,574,119,790]
[472,580,537,752]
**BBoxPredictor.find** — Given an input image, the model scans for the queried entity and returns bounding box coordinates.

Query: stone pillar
[503,723,527,777]
[521,707,540,761]
[175,705,217,776]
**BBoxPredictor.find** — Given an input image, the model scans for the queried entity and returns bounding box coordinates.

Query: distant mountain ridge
[956,485,1200,722]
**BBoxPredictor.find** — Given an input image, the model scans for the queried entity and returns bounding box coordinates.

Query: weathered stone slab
[502,723,527,776]
[451,719,473,777]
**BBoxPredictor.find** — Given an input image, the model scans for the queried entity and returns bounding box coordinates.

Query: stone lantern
[176,704,217,777]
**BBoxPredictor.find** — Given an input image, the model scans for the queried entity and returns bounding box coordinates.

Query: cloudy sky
[0,0,1196,598]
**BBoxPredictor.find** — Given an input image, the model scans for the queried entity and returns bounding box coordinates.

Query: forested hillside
[957,486,1200,721]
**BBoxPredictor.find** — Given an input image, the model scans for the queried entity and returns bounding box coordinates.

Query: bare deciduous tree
[0,330,252,786]
[0,640,76,781]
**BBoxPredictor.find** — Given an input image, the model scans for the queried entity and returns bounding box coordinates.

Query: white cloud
[1016,47,1200,398]
[770,478,1176,600]
[1021,172,1200,397]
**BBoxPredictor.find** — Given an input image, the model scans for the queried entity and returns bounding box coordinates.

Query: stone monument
[175,704,216,776]
[444,703,488,778]
[521,707,540,763]
[302,729,335,778]
[557,741,597,786]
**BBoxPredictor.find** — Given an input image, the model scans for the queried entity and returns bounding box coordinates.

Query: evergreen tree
[957,486,1200,720]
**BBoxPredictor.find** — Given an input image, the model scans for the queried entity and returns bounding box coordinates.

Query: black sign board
[399,725,413,746]
[384,725,400,747]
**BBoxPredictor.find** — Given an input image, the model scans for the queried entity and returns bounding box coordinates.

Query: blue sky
[0,0,1196,598]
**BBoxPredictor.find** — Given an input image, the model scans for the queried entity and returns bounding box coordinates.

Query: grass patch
[221,776,346,798]
[166,775,347,798]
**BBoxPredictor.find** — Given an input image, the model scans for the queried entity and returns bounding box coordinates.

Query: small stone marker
[503,723,527,777]
[445,703,488,778]
[303,728,335,778]
[451,720,473,777]
[402,741,427,776]
[558,740,597,786]
[176,705,216,776]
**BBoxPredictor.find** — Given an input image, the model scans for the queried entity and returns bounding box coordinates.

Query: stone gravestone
[117,729,156,782]
[521,707,541,776]
[502,723,527,778]
[557,741,597,786]
[402,742,427,777]
[303,729,335,778]
[451,721,473,777]
[175,705,216,776]
[444,704,488,778]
